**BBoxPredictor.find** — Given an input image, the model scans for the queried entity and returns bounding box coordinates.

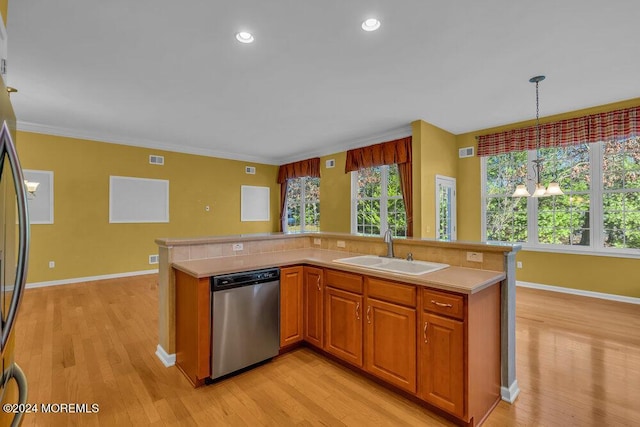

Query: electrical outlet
[313,238,321,245]
[232,243,243,251]
[466,252,483,262]
[517,261,523,269]
[337,240,346,248]
[49,261,55,268]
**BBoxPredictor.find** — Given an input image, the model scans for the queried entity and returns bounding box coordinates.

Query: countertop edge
[171,250,506,295]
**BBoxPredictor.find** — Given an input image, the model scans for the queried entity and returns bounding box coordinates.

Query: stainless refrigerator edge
[0,64,30,426]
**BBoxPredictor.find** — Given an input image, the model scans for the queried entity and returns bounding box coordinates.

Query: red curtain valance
[344,136,412,173]
[343,136,413,237]
[277,157,321,183]
[477,105,640,157]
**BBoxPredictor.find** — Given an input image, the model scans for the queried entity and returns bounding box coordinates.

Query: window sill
[517,244,640,259]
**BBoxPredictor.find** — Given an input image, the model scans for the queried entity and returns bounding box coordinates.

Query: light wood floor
[12,275,640,426]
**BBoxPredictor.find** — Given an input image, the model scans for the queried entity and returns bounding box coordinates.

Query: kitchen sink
[333,255,449,276]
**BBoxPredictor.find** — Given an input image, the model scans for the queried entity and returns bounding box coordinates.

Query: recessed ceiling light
[361,18,381,32]
[235,31,254,44]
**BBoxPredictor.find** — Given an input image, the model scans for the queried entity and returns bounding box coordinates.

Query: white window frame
[283,176,319,232]
[481,141,640,259]
[435,175,457,240]
[350,165,406,237]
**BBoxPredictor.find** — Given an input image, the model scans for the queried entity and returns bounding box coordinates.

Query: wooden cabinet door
[303,266,324,348]
[365,298,417,393]
[175,269,211,386]
[419,311,464,417]
[280,266,304,347]
[324,287,363,367]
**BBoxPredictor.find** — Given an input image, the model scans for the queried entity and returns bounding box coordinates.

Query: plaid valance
[477,105,640,157]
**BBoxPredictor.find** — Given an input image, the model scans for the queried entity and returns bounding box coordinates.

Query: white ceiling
[6,0,640,165]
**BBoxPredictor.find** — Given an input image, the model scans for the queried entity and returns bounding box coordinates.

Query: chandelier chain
[535,80,540,150]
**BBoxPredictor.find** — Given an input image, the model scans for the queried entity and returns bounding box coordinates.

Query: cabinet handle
[423,321,429,343]
[431,299,453,308]
[356,302,360,320]
[316,275,321,291]
[366,305,371,324]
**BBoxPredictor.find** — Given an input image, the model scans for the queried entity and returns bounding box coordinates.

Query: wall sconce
[24,180,40,196]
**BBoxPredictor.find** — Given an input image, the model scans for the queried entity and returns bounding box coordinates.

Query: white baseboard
[501,380,520,403]
[517,281,640,305]
[26,269,159,289]
[155,345,176,367]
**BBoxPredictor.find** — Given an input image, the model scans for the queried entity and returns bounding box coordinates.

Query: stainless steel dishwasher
[210,267,280,379]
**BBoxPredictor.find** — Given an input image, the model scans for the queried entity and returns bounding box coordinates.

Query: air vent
[149,155,164,165]
[149,254,159,264]
[458,147,475,158]
[326,159,336,168]
[245,166,256,174]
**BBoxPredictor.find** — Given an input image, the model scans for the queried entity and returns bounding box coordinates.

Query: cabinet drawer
[366,277,416,307]
[325,269,363,294]
[422,289,464,320]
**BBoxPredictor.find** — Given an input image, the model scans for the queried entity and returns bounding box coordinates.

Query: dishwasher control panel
[211,268,280,291]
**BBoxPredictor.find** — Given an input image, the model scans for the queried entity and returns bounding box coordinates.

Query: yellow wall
[319,151,351,233]
[456,97,640,298]
[0,0,7,26]
[318,122,459,238]
[18,131,280,283]
[412,120,458,238]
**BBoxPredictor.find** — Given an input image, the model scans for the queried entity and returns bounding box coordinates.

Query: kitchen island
[156,232,520,426]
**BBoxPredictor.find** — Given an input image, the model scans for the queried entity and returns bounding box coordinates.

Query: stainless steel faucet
[383,228,394,258]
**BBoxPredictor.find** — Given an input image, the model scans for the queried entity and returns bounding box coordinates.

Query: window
[352,164,406,237]
[484,151,528,242]
[284,176,319,232]
[602,138,640,249]
[482,136,640,254]
[536,144,591,246]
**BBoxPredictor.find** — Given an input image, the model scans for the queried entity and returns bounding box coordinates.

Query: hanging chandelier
[512,75,564,198]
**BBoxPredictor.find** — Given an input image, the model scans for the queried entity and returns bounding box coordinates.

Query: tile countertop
[171,249,506,295]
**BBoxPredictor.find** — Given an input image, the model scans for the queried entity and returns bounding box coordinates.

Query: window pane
[387,198,406,237]
[304,177,320,202]
[485,152,528,196]
[304,177,320,231]
[536,146,591,247]
[286,178,302,231]
[539,144,590,192]
[485,197,527,242]
[357,199,381,235]
[358,167,382,198]
[602,137,640,248]
[387,164,402,197]
[603,191,640,248]
[305,202,320,231]
[603,137,640,190]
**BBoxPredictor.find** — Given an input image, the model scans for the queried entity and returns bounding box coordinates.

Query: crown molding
[16,120,281,165]
[17,120,413,166]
